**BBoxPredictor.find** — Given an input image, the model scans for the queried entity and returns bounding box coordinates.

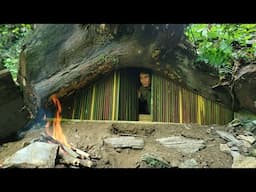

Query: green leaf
[202,28,208,37]
[0,24,32,81]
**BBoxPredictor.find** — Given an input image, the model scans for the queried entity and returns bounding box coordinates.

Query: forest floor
[3,120,255,168]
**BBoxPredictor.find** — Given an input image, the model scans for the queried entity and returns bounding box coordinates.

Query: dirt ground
[0,120,233,168]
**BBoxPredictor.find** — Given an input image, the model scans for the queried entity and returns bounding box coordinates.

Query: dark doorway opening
[118,68,152,121]
[138,69,152,115]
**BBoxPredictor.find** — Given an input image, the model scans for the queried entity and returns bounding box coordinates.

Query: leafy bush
[185,24,256,75]
[0,24,33,81]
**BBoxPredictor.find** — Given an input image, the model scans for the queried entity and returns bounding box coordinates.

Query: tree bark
[233,64,256,113]
[18,24,236,116]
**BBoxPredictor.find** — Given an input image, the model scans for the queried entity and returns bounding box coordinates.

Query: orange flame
[48,94,70,148]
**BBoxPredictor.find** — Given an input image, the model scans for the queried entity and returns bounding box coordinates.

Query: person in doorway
[138,70,151,114]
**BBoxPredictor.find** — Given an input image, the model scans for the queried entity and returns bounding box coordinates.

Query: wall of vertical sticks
[71,69,233,125]
[152,75,233,125]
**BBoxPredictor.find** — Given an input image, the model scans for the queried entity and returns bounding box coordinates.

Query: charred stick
[41,132,91,161]
[40,133,69,152]
[71,146,90,159]
[59,150,94,168]
[40,133,60,145]
[62,145,80,158]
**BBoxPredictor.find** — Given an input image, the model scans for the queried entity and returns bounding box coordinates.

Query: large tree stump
[0,69,30,143]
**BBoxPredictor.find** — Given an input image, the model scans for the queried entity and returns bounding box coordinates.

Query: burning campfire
[0,93,100,168]
[45,94,70,148]
[1,94,98,168]
[40,94,96,168]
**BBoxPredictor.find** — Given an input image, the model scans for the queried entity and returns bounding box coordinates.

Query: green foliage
[185,24,256,74]
[141,153,171,168]
[0,24,32,81]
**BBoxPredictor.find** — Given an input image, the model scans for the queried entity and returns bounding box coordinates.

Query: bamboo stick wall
[118,69,138,121]
[71,70,233,125]
[72,72,118,120]
[72,85,93,120]
[152,75,233,124]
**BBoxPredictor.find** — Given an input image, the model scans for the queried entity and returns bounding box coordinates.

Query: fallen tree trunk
[18,24,236,116]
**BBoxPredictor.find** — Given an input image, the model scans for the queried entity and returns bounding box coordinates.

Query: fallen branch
[39,132,94,166]
[71,146,90,159]
[59,150,94,168]
[40,132,60,145]
[62,145,80,159]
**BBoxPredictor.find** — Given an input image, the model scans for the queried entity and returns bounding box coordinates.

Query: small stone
[220,144,231,154]
[249,148,256,157]
[207,127,216,134]
[2,142,58,168]
[241,140,252,148]
[216,130,243,146]
[104,136,144,149]
[232,155,256,168]
[156,136,205,154]
[179,159,199,168]
[244,121,256,132]
[243,131,254,136]
[230,151,240,159]
[227,142,235,147]
[237,135,256,144]
[241,146,249,153]
[207,138,215,141]
[201,161,209,168]
[228,119,242,127]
